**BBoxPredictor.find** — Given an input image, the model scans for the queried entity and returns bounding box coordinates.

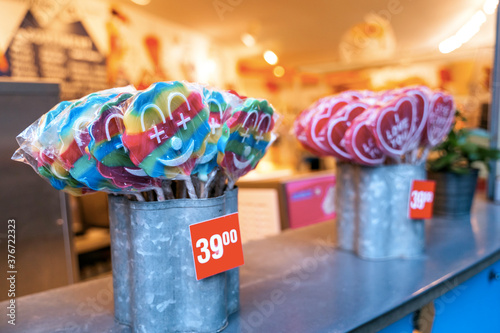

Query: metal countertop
[1,196,500,333]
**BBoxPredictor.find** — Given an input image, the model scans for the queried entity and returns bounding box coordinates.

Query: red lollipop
[325,102,369,161]
[396,86,431,149]
[305,96,351,154]
[344,109,386,166]
[369,95,419,157]
[294,102,329,156]
[422,91,455,147]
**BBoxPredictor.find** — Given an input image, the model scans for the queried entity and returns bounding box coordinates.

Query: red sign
[409,180,436,219]
[285,174,336,229]
[189,213,244,280]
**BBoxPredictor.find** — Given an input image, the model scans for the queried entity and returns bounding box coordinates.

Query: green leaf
[478,147,500,159]
[428,152,460,171]
[450,165,471,174]
[460,142,478,155]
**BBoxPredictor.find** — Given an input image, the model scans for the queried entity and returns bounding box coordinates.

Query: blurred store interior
[0,0,499,296]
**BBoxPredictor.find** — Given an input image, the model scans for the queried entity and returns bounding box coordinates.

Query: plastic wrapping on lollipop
[13,81,280,200]
[293,86,456,166]
[122,81,212,180]
[12,100,94,196]
[217,97,279,188]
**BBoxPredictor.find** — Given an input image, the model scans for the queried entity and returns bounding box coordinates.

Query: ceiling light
[263,50,278,65]
[273,66,285,77]
[241,33,255,47]
[439,10,487,54]
[131,0,151,5]
[484,0,499,14]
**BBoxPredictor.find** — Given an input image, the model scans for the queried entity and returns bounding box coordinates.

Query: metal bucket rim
[359,163,425,171]
[129,193,227,210]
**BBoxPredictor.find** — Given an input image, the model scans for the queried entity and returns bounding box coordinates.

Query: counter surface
[2,196,500,333]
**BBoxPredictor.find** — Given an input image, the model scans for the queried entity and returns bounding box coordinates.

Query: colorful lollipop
[58,92,125,192]
[218,98,275,184]
[89,92,161,191]
[122,81,211,179]
[27,100,94,195]
[192,88,237,181]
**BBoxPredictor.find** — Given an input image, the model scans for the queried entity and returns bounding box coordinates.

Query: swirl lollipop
[122,81,210,179]
[28,100,94,195]
[193,88,239,182]
[58,92,123,192]
[218,98,276,186]
[88,92,162,193]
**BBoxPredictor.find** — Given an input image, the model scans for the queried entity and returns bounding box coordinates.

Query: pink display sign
[285,174,336,229]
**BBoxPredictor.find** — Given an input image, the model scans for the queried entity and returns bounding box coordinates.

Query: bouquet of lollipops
[13,81,278,201]
[294,86,455,166]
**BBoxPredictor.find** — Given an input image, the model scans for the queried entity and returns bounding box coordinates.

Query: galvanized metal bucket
[108,190,240,332]
[334,162,358,251]
[224,188,240,315]
[108,195,132,326]
[335,163,426,260]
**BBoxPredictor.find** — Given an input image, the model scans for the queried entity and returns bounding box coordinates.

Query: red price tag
[189,213,244,280]
[409,180,436,219]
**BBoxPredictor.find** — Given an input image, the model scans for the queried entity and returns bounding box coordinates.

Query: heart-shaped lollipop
[422,91,455,146]
[305,97,351,155]
[294,105,328,156]
[396,86,430,149]
[326,102,369,161]
[344,108,386,166]
[370,95,418,157]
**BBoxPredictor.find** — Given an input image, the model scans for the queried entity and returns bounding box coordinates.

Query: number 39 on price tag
[189,213,244,280]
[408,180,436,219]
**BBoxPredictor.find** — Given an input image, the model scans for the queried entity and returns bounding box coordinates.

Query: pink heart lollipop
[344,108,386,166]
[304,97,351,155]
[294,105,328,156]
[369,95,418,157]
[422,91,455,147]
[325,102,369,161]
[396,86,431,148]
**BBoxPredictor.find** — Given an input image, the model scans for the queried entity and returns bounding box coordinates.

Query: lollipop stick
[199,182,205,198]
[201,169,218,199]
[154,187,165,201]
[411,149,418,165]
[185,177,198,199]
[190,175,201,198]
[419,147,430,164]
[227,178,235,191]
[134,193,145,202]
